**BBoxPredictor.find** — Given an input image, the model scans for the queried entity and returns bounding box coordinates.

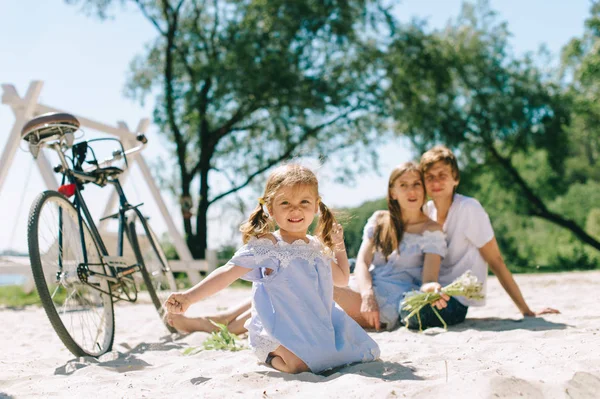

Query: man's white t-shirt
[424,194,494,306]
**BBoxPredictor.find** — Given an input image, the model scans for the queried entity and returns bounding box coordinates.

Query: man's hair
[420,145,460,181]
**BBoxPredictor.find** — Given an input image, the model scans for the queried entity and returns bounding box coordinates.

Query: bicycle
[21,112,177,358]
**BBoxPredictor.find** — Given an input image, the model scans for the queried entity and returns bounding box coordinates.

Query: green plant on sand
[183,320,246,356]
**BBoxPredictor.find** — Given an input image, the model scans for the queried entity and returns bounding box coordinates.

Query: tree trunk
[487,144,600,252]
[182,180,194,253]
[192,159,210,259]
[160,7,197,254]
[191,113,212,259]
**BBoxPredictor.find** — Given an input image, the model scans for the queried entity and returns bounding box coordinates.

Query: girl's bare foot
[166,314,227,334]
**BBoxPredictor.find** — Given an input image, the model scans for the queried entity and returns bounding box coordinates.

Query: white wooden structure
[0,81,214,287]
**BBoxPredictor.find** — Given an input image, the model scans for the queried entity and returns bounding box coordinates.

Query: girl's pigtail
[240,202,272,243]
[316,200,337,252]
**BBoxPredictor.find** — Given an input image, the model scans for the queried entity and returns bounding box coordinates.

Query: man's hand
[522,307,560,317]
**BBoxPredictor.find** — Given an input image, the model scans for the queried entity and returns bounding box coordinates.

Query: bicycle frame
[23,115,177,356]
[50,140,144,302]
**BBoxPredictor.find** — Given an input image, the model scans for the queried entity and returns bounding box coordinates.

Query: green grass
[183,321,246,355]
[0,285,42,307]
[0,285,72,307]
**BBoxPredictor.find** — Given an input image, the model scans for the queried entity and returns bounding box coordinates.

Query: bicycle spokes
[29,192,115,357]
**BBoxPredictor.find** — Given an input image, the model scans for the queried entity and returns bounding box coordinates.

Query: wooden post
[1,81,207,287]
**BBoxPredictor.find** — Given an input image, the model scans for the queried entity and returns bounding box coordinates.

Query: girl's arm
[420,252,450,309]
[354,237,381,330]
[165,264,251,314]
[480,237,559,316]
[421,252,442,285]
[418,224,450,309]
[330,223,350,287]
[354,239,375,295]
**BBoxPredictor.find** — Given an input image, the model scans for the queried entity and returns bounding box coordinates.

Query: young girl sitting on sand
[165,164,380,374]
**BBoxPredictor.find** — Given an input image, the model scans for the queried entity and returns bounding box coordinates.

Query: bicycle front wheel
[126,212,177,333]
[28,190,115,357]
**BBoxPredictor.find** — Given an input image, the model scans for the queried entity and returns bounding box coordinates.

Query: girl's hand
[360,291,381,331]
[420,282,450,310]
[165,292,192,314]
[331,223,345,252]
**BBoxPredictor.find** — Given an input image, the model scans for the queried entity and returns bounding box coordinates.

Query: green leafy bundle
[401,271,484,331]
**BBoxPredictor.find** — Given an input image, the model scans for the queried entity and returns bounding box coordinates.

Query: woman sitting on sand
[332,162,451,331]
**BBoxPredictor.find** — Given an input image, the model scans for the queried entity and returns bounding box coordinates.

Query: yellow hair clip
[258,197,266,205]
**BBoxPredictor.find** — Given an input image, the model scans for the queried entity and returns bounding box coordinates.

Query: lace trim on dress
[244,305,281,362]
[251,332,281,363]
[362,347,380,362]
[246,233,335,269]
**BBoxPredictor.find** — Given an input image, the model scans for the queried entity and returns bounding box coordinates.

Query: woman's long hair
[372,162,425,259]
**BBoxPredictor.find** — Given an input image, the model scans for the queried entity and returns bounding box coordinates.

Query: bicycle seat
[21,112,80,144]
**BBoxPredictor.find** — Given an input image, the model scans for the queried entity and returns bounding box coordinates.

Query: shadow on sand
[407,316,571,336]
[451,316,570,332]
[54,334,183,376]
[255,360,422,383]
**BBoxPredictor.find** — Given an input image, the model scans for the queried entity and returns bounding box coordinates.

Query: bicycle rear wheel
[126,212,177,333]
[28,190,115,357]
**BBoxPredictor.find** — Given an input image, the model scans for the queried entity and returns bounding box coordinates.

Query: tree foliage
[561,1,600,182]
[383,0,600,252]
[66,0,600,264]
[67,0,395,257]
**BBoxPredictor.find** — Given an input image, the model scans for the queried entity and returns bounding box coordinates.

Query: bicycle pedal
[103,256,136,269]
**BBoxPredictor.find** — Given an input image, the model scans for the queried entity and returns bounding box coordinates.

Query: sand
[1,271,599,398]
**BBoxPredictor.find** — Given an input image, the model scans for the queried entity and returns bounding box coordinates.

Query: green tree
[67,0,394,257]
[384,0,600,252]
[561,1,600,183]
[339,198,387,258]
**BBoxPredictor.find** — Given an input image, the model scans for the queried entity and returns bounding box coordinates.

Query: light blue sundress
[349,211,447,329]
[227,231,380,373]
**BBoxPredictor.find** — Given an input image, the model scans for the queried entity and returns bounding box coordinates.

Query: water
[0,274,27,286]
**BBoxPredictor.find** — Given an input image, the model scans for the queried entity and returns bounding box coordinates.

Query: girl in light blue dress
[350,211,447,329]
[335,162,448,331]
[165,164,380,374]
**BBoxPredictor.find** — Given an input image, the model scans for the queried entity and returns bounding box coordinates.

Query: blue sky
[0,0,591,252]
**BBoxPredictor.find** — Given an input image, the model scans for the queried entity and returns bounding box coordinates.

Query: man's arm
[479,237,559,316]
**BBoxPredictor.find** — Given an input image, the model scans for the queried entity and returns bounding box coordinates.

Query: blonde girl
[165,164,379,373]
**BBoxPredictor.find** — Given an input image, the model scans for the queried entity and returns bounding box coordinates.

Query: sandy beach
[1,271,599,398]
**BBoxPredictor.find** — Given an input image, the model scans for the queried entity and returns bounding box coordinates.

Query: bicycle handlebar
[50,133,148,185]
[86,133,148,171]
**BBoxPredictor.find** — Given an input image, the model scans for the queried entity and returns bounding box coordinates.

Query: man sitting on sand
[398,145,559,329]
